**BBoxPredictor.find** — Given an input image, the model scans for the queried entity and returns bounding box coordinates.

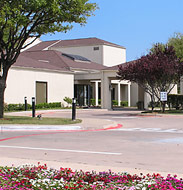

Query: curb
[0,124,123,142]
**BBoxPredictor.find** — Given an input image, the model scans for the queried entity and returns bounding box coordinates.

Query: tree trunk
[162,101,166,113]
[0,78,6,118]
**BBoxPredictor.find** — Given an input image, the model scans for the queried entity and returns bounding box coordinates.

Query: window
[93,47,99,51]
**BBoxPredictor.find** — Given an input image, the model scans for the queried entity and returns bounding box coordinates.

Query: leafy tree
[0,0,97,118]
[117,45,183,112]
[168,33,183,61]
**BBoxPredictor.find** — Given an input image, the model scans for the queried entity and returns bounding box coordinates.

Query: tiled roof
[14,50,106,72]
[26,37,125,51]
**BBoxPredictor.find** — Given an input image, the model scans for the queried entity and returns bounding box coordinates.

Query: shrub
[90,99,101,106]
[4,102,61,111]
[168,94,183,110]
[112,100,118,106]
[112,100,128,107]
[4,103,31,111]
[63,97,72,106]
[35,102,61,109]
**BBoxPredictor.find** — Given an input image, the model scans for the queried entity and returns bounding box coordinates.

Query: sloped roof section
[53,38,125,49]
[14,50,106,72]
[25,37,125,51]
[26,40,59,52]
[14,52,70,72]
[104,60,138,71]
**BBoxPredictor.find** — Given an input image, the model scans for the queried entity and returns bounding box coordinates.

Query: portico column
[144,92,148,109]
[118,83,121,106]
[180,77,183,94]
[95,81,99,106]
[128,83,131,107]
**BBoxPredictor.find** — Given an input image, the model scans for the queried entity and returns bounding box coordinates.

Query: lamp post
[24,97,27,111]
[72,98,76,120]
[32,97,35,117]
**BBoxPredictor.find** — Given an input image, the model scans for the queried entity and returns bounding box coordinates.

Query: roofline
[70,67,102,73]
[43,37,126,49]
[57,43,126,49]
[11,65,74,74]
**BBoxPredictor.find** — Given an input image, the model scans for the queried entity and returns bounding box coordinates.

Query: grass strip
[0,116,81,125]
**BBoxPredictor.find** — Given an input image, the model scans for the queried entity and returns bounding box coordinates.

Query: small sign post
[160,92,167,102]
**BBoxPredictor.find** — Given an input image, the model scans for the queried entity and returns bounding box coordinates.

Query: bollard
[32,97,35,118]
[72,98,76,120]
[24,97,27,111]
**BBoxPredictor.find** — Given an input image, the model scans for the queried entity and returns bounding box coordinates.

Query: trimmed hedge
[90,99,101,106]
[4,102,62,111]
[112,100,128,107]
[35,102,61,109]
[4,103,31,111]
[168,94,183,110]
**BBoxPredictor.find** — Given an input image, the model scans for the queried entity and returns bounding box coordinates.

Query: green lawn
[0,116,82,125]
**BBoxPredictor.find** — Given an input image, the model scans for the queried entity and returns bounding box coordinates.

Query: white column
[144,92,148,109]
[128,83,131,107]
[101,71,112,109]
[95,81,99,106]
[180,77,183,94]
[118,83,121,106]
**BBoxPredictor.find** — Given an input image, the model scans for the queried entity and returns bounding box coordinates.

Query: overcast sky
[41,0,183,62]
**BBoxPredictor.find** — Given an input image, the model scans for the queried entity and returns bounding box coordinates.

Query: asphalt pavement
[1,108,183,177]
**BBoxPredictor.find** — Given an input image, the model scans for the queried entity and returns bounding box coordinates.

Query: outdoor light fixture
[109,84,113,91]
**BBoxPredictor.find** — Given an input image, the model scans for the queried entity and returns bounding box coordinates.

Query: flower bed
[0,163,183,189]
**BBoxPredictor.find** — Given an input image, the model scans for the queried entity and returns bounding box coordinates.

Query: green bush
[4,102,61,111]
[168,94,183,110]
[35,102,61,109]
[121,101,128,107]
[4,103,31,111]
[63,97,72,106]
[90,99,101,106]
[112,100,128,107]
[112,100,118,106]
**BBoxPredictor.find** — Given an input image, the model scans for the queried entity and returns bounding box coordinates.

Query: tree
[168,33,183,61]
[0,0,97,118]
[117,45,183,112]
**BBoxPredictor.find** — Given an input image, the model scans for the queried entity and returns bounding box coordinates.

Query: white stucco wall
[5,67,74,105]
[50,45,103,65]
[103,45,126,67]
[50,44,126,67]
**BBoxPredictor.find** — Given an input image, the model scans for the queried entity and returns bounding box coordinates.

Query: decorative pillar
[118,83,121,106]
[128,83,131,107]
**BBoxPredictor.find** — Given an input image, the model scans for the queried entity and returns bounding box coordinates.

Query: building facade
[4,37,177,109]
